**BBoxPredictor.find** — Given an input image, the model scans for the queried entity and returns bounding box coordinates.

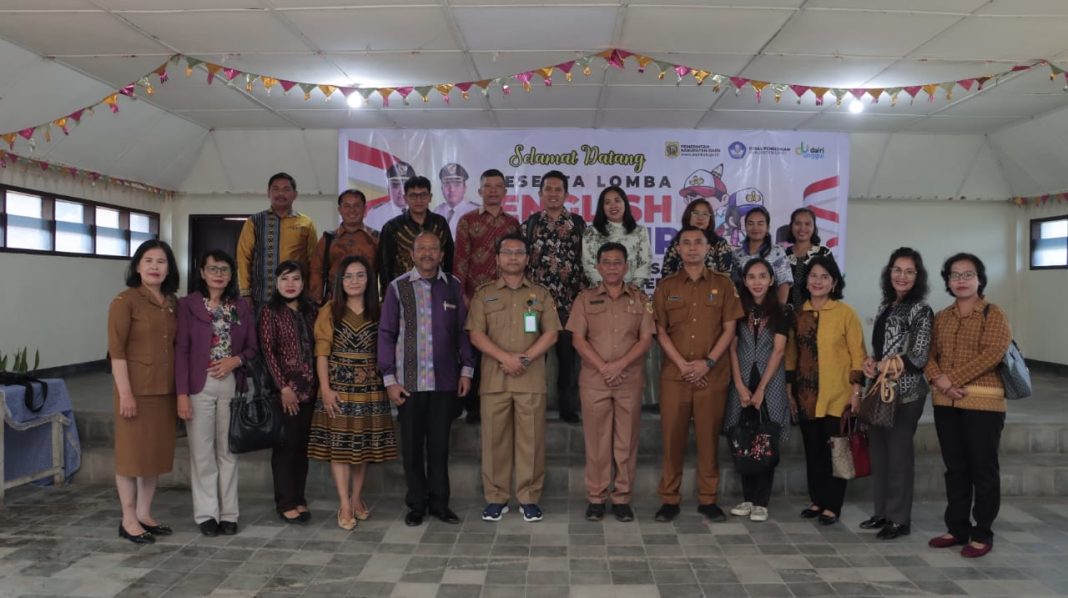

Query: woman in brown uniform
[108,240,180,544]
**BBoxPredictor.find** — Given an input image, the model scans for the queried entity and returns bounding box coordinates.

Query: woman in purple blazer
[176,250,258,537]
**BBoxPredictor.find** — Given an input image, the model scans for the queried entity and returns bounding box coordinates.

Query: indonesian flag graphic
[346,140,403,209]
[802,175,841,249]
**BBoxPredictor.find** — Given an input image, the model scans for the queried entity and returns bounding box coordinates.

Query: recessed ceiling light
[347,93,363,109]
[848,99,864,114]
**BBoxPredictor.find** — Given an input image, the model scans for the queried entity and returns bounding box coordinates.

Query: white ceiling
[2,0,1068,197]
[2,0,1068,133]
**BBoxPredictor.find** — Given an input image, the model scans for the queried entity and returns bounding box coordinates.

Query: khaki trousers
[481,391,546,504]
[657,377,728,505]
[188,373,239,524]
[580,384,643,504]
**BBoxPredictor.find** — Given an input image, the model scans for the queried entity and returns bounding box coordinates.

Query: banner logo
[728,141,747,159]
[665,141,680,159]
[796,142,826,160]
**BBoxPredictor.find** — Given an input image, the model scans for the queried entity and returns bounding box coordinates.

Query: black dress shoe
[429,507,460,524]
[560,412,581,424]
[612,504,635,523]
[297,511,311,523]
[199,519,219,537]
[654,504,680,523]
[800,506,821,519]
[585,503,606,522]
[876,523,910,540]
[279,512,304,524]
[139,521,172,536]
[405,509,425,527]
[818,512,839,526]
[219,521,238,535]
[119,523,155,545]
[859,516,888,530]
[697,503,727,522]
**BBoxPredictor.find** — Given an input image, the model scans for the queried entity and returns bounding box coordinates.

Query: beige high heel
[337,507,357,531]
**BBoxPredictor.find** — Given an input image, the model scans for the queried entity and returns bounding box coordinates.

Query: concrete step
[75,411,1068,457]
[75,441,1068,499]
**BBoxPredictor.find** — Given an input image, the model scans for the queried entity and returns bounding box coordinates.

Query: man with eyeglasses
[379,231,475,527]
[365,161,415,232]
[376,176,454,294]
[465,233,561,523]
[566,242,655,523]
[237,172,318,309]
[309,189,379,305]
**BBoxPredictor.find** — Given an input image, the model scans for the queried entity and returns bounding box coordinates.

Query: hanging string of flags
[1012,192,1068,208]
[0,149,175,197]
[6,50,1068,153]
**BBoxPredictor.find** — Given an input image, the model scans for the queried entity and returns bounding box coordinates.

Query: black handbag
[728,404,781,476]
[228,359,285,454]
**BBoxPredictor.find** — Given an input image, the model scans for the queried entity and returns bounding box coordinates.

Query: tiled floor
[2,485,1068,597]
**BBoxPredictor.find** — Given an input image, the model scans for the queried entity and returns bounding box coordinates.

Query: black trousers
[741,469,775,507]
[934,406,1004,545]
[799,415,847,516]
[463,350,482,419]
[398,391,454,512]
[555,330,580,418]
[271,401,313,514]
[869,398,925,525]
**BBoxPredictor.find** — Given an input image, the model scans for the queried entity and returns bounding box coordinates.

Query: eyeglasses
[891,268,917,278]
[947,271,977,282]
[499,249,527,256]
[204,266,231,275]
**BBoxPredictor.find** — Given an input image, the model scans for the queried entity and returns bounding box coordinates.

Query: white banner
[339,129,849,285]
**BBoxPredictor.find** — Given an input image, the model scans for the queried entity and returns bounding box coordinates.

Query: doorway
[187,214,247,294]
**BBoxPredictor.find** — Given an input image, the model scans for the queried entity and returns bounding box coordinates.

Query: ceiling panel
[58,56,177,88]
[118,11,309,54]
[487,84,600,110]
[276,109,398,129]
[0,0,96,8]
[0,12,163,56]
[741,55,898,88]
[495,109,596,128]
[804,112,925,132]
[173,109,294,128]
[603,85,718,110]
[766,10,962,57]
[976,0,1068,15]
[620,6,794,54]
[898,115,1022,133]
[454,7,618,51]
[326,53,475,87]
[598,109,705,129]
[807,0,987,11]
[945,92,1068,117]
[911,16,1068,61]
[383,109,496,129]
[469,51,583,82]
[285,7,459,52]
[698,110,817,130]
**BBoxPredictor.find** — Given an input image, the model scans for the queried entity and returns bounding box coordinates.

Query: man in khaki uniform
[465,233,561,523]
[567,242,654,523]
[653,226,743,523]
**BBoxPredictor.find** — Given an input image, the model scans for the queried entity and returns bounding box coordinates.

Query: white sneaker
[750,506,769,522]
[729,502,753,517]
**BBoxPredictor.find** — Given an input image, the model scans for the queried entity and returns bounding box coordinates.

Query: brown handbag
[858,354,904,428]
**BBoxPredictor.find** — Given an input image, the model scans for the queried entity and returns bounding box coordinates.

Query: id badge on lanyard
[523,310,538,333]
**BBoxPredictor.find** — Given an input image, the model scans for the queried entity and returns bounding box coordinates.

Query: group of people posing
[107,168,1014,562]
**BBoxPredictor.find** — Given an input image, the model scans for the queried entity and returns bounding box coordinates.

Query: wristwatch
[705,357,716,369]
[519,355,532,368]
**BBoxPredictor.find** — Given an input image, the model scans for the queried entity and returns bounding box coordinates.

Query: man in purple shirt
[378,231,475,526]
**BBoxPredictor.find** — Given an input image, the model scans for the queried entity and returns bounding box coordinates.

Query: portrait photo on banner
[337,129,850,288]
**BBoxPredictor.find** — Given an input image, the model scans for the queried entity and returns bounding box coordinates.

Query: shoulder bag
[830,412,870,480]
[858,354,903,428]
[727,403,781,476]
[982,305,1032,400]
[228,358,285,454]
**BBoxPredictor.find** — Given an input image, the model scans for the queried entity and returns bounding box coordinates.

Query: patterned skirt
[308,349,397,465]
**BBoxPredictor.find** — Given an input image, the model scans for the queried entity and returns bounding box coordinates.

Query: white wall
[0,166,166,368]
[843,199,1019,348]
[1014,203,1068,365]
